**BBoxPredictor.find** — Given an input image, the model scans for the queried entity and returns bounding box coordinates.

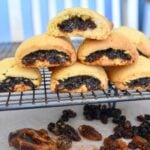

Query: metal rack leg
[108,102,111,108]
[107,102,116,108]
[112,102,116,108]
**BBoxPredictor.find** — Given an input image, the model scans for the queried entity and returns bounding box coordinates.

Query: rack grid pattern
[0,42,150,111]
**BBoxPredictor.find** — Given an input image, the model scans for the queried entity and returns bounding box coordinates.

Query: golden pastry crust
[78,31,139,66]
[47,7,113,40]
[114,26,150,58]
[0,57,41,92]
[107,56,150,90]
[51,62,108,93]
[15,34,76,68]
[9,128,57,150]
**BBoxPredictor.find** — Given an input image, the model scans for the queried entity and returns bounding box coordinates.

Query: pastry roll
[78,31,138,66]
[15,34,76,68]
[107,56,150,90]
[114,26,150,58]
[0,58,41,92]
[51,62,108,93]
[47,8,112,40]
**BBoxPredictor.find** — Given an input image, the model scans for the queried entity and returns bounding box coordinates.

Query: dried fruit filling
[127,77,150,88]
[0,77,34,92]
[58,16,97,32]
[85,48,132,62]
[57,75,101,91]
[22,50,70,65]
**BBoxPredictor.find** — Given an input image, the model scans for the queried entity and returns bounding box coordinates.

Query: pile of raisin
[48,109,80,142]
[132,114,150,139]
[83,104,122,124]
[113,120,133,139]
[48,120,81,141]
[83,104,150,149]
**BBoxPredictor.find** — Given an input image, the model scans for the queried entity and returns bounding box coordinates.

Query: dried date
[78,125,102,141]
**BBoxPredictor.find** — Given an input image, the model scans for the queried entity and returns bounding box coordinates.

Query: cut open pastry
[9,128,57,150]
[107,56,150,90]
[78,31,138,66]
[51,62,108,93]
[15,34,76,68]
[0,58,41,92]
[114,26,150,58]
[47,8,112,40]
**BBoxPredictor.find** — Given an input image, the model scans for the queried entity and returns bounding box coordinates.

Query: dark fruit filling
[56,75,100,91]
[22,50,70,66]
[127,77,150,88]
[0,77,34,92]
[85,48,132,62]
[58,16,96,32]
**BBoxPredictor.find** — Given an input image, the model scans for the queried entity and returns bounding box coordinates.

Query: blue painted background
[0,0,149,42]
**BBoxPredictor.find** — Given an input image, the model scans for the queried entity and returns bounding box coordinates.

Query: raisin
[48,120,81,142]
[100,115,108,124]
[112,115,126,124]
[144,114,150,121]
[137,115,145,122]
[47,122,62,135]
[60,114,69,122]
[63,109,77,118]
[128,141,139,149]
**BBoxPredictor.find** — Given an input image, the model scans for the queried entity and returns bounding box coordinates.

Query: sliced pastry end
[107,56,150,90]
[47,8,112,40]
[0,58,41,92]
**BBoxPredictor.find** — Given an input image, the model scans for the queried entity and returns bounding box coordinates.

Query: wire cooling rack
[0,42,150,111]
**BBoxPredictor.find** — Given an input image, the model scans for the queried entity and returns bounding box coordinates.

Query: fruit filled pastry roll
[78,31,138,66]
[47,8,112,40]
[114,26,150,58]
[51,62,108,93]
[0,58,41,92]
[107,56,150,90]
[15,34,76,68]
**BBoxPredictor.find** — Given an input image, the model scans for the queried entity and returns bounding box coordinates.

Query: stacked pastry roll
[51,62,108,93]
[47,7,113,92]
[107,56,150,90]
[78,31,138,66]
[1,7,150,93]
[15,34,76,68]
[0,58,41,92]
